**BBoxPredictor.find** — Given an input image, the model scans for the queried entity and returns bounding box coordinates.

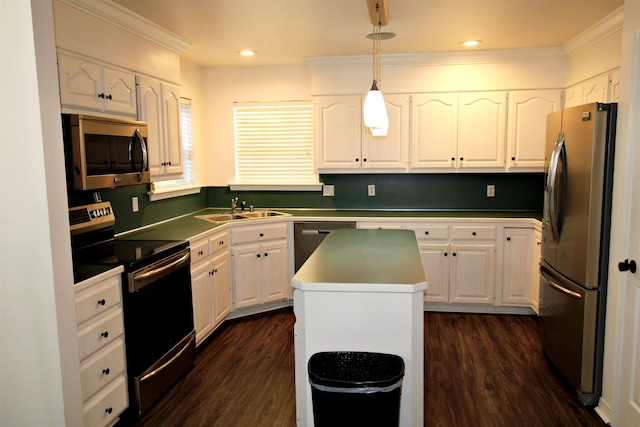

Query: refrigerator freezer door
[538,262,600,404]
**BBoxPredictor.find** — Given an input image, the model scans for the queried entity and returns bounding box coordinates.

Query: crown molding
[304,47,567,70]
[563,6,624,58]
[57,0,190,53]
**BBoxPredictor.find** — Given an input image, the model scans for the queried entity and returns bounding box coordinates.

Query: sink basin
[194,213,245,223]
[195,210,288,223]
[237,211,287,218]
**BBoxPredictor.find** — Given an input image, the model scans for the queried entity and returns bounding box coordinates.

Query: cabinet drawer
[190,238,209,263]
[231,222,287,245]
[83,374,128,427]
[406,224,449,241]
[75,276,121,325]
[78,309,124,360]
[209,231,229,255]
[80,337,126,401]
[357,221,403,229]
[451,226,497,241]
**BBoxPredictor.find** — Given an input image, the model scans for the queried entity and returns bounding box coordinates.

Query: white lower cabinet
[501,227,534,306]
[531,228,542,314]
[450,243,496,304]
[231,222,289,310]
[74,271,128,427]
[190,230,230,346]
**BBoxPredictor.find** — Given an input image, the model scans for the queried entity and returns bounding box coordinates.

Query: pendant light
[363,1,388,136]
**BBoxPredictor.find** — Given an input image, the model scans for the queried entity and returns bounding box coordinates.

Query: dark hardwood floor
[120,309,607,427]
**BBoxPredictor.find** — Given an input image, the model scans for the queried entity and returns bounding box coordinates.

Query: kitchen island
[291,228,427,426]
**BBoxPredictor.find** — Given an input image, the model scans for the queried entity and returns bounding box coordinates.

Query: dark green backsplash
[209,173,544,212]
[93,173,543,233]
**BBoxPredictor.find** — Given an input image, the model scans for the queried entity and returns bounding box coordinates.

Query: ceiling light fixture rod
[366,0,388,26]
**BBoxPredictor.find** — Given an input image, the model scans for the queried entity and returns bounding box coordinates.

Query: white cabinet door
[564,84,583,108]
[137,77,183,179]
[232,243,262,309]
[419,243,450,303]
[315,96,362,170]
[501,228,534,306]
[58,54,136,116]
[101,66,137,115]
[583,73,610,104]
[261,240,289,303]
[507,90,562,171]
[362,94,409,170]
[137,77,164,177]
[457,92,507,169]
[531,229,542,314]
[162,83,183,176]
[212,252,231,326]
[450,243,496,304]
[190,260,214,346]
[410,93,458,170]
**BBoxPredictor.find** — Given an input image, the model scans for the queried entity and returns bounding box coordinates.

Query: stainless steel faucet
[231,197,238,213]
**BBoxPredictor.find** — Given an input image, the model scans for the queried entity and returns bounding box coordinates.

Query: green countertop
[116,208,542,242]
[291,228,428,292]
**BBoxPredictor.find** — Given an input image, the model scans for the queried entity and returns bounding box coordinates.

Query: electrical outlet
[132,196,139,212]
[322,185,334,197]
[486,185,495,198]
[368,184,376,197]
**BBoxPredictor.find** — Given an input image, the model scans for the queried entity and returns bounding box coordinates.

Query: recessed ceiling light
[238,50,256,57]
[460,40,482,47]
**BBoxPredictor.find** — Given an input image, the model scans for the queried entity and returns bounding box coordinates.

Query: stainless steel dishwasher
[294,221,356,271]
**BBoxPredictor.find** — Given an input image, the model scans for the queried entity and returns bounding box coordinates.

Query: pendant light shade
[363,2,388,136]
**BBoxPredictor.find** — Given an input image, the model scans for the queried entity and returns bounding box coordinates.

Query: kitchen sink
[237,211,287,218]
[195,210,288,223]
[194,213,245,223]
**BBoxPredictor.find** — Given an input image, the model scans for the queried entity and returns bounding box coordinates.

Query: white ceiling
[110,0,624,68]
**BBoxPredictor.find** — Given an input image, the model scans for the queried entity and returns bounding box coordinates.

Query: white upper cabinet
[506,90,562,171]
[58,53,137,116]
[410,93,458,169]
[315,96,362,170]
[565,70,618,108]
[137,76,183,179]
[315,95,408,171]
[410,91,507,171]
[457,92,508,169]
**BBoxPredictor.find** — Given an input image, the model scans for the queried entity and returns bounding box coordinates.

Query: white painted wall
[202,65,312,185]
[1,1,79,426]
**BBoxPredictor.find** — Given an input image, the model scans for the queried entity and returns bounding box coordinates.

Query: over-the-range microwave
[62,114,150,190]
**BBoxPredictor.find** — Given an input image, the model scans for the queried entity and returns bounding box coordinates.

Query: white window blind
[234,102,316,185]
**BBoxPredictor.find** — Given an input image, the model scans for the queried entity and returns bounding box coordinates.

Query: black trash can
[308,351,405,427]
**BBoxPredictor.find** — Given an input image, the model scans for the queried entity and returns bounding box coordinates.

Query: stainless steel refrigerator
[539,102,617,405]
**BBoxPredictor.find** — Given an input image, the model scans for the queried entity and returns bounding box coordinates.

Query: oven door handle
[138,334,194,384]
[130,250,190,292]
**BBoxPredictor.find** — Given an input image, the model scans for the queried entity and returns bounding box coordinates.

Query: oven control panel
[69,201,115,235]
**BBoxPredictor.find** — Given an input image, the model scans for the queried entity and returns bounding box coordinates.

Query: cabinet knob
[106,94,112,100]
[219,240,224,245]
[460,157,464,161]
[511,156,516,161]
[355,158,359,162]
[98,92,105,98]
[424,231,429,235]
[451,157,455,161]
[101,331,109,338]
[257,254,261,258]
[264,253,269,257]
[259,233,264,237]
[363,158,367,162]
[105,407,113,414]
[102,368,110,375]
[472,231,476,236]
[506,237,511,241]
[452,252,457,256]
[444,252,448,257]
[98,299,106,306]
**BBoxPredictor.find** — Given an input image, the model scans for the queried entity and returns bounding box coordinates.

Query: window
[234,101,317,186]
[149,97,199,200]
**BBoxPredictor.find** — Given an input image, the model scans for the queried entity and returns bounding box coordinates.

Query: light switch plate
[132,196,139,212]
[322,185,334,197]
[486,185,495,198]
[368,184,376,196]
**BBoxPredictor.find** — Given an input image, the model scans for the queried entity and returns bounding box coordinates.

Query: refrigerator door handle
[541,269,582,300]
[547,134,562,241]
